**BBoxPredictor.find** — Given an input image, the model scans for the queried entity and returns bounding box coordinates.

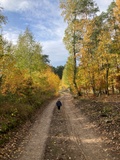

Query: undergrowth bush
[0,90,56,145]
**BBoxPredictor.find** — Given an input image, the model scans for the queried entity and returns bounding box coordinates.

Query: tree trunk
[111,79,115,94]
[73,14,81,96]
[92,83,96,96]
[105,64,109,95]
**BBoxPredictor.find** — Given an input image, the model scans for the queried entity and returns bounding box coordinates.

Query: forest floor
[0,93,120,160]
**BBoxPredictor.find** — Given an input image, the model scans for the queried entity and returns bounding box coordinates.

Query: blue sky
[0,0,113,67]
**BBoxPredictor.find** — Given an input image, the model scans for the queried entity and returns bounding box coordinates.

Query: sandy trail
[12,93,113,160]
[62,93,113,160]
[16,99,56,160]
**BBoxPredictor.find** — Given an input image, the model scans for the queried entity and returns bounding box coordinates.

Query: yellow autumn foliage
[114,0,120,23]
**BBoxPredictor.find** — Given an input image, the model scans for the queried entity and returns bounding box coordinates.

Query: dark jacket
[56,100,62,107]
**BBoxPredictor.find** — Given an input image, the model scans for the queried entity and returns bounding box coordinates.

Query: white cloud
[95,0,114,12]
[2,26,68,66]
[0,0,33,12]
[0,0,60,17]
[3,29,20,44]
[1,0,114,67]
[33,17,67,41]
[18,1,32,11]
[41,40,68,66]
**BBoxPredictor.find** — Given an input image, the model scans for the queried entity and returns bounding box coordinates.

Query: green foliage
[0,24,60,145]
[52,65,64,79]
[0,7,7,26]
[15,28,44,74]
[41,54,50,64]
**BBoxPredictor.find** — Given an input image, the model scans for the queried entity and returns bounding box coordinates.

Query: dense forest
[0,0,120,145]
[60,0,120,96]
[0,7,61,141]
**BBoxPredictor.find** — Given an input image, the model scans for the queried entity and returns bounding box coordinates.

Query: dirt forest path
[65,93,113,160]
[2,93,115,160]
[44,93,113,160]
[14,99,56,160]
[63,93,113,160]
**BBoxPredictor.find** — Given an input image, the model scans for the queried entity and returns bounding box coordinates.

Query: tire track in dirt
[63,93,113,160]
[61,95,86,160]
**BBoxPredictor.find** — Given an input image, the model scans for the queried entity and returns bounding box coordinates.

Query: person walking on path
[56,99,62,110]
